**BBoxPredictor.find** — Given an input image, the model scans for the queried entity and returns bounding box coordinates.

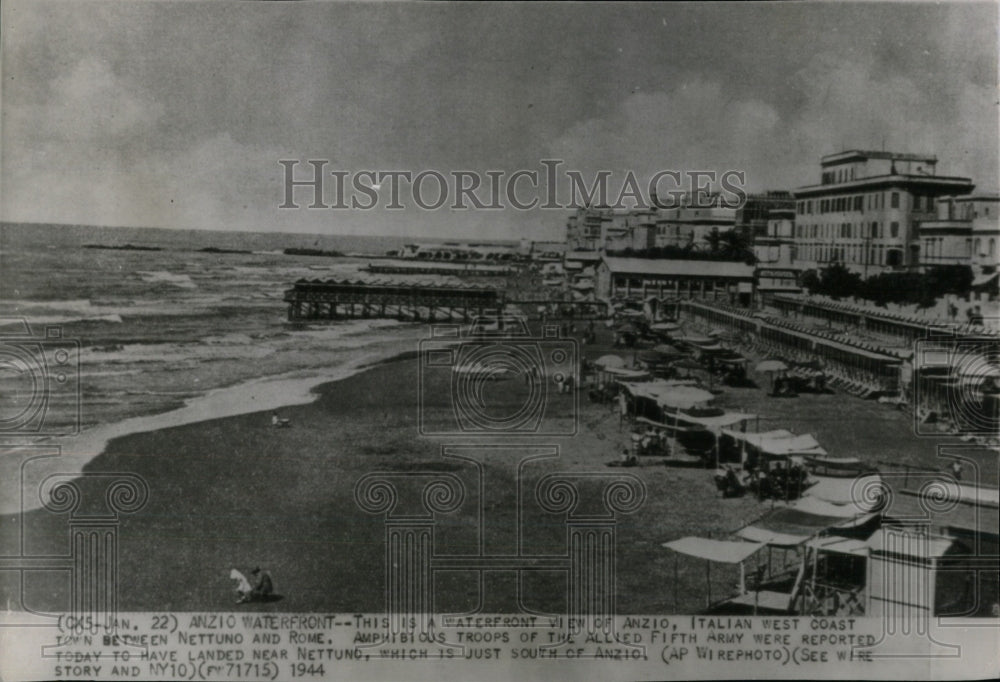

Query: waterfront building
[753,207,802,300]
[735,191,795,244]
[595,255,755,305]
[791,150,975,275]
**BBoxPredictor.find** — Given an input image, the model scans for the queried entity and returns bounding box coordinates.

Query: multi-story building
[736,191,795,243]
[652,200,736,249]
[564,194,738,253]
[753,207,802,298]
[565,205,633,251]
[791,151,975,274]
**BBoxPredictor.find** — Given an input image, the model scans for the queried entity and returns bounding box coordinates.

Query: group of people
[635,425,668,456]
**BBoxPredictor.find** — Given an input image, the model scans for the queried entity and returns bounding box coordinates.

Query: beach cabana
[720,428,826,468]
[662,537,766,609]
[672,411,757,465]
[725,502,880,613]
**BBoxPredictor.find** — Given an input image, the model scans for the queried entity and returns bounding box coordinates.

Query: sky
[1,0,997,241]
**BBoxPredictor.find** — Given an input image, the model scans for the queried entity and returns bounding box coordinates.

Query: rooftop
[821,150,938,166]
[601,256,755,278]
[793,173,974,197]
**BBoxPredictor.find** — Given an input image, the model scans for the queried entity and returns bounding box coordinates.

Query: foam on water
[136,270,198,288]
[2,323,425,515]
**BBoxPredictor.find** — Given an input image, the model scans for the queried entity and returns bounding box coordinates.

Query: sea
[0,222,483,511]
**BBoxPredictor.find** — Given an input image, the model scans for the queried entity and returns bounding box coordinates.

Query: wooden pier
[363,263,515,277]
[284,279,504,321]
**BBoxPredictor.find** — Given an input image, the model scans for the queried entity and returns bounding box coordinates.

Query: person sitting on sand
[619,447,637,467]
[231,568,253,604]
[251,567,273,601]
[950,460,964,481]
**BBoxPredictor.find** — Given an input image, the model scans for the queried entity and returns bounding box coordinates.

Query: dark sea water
[0,222,445,438]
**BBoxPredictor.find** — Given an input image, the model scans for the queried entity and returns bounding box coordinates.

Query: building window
[891,192,900,209]
[890,221,899,238]
[975,238,982,255]
[991,238,996,258]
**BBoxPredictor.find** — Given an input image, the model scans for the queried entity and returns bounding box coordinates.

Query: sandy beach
[3,322,994,616]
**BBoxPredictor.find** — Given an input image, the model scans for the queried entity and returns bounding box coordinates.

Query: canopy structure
[804,535,870,557]
[674,334,714,345]
[756,359,789,373]
[671,358,703,371]
[594,354,625,369]
[653,343,682,356]
[621,380,710,403]
[806,473,882,510]
[866,528,955,559]
[662,537,765,564]
[657,386,715,410]
[720,428,827,457]
[673,410,756,434]
[650,322,681,333]
[736,507,877,546]
[604,366,651,381]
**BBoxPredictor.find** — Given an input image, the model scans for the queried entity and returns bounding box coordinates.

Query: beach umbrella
[657,386,715,409]
[653,343,682,356]
[637,350,663,365]
[595,354,626,369]
[616,321,640,334]
[650,322,681,333]
[671,358,703,371]
[708,328,735,342]
[755,359,789,373]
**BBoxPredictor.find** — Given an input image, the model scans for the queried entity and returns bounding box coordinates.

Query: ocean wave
[3,326,427,516]
[136,270,197,289]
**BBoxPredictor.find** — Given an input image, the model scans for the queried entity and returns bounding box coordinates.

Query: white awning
[720,428,826,456]
[804,536,870,556]
[866,529,955,558]
[662,537,765,564]
[972,272,998,287]
[807,474,882,510]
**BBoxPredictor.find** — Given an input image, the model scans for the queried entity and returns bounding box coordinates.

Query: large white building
[791,150,975,274]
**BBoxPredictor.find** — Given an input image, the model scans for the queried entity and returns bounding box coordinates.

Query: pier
[362,263,515,277]
[284,279,503,321]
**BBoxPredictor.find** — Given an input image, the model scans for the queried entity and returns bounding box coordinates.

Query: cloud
[545,81,782,198]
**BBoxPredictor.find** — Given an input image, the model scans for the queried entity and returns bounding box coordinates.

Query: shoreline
[2,326,425,516]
